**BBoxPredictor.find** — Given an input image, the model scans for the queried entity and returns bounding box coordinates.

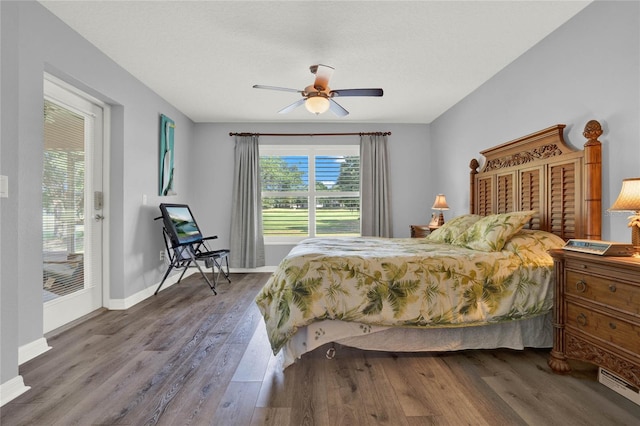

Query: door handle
[94,214,105,221]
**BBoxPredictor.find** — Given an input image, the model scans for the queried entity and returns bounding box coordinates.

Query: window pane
[260,147,360,239]
[261,156,308,192]
[43,99,86,299]
[320,155,360,192]
[316,196,360,236]
[262,197,309,236]
[315,156,339,191]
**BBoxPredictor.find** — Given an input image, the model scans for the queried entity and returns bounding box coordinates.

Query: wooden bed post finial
[583,120,603,145]
[469,159,479,214]
[583,120,602,240]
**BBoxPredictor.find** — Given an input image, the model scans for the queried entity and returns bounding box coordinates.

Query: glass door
[42,79,104,332]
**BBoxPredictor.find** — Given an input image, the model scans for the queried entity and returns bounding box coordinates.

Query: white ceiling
[39,1,591,124]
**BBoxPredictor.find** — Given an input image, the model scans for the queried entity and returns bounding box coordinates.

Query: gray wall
[190,123,431,265]
[0,0,17,387]
[0,1,195,385]
[430,0,640,243]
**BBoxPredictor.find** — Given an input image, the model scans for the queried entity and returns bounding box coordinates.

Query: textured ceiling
[39,1,591,123]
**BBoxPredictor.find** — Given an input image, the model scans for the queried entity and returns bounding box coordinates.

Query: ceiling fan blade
[330,88,384,97]
[253,84,302,93]
[312,64,334,91]
[329,99,349,117]
[278,98,306,114]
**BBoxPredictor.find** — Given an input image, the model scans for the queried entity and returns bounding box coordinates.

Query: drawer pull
[575,280,586,292]
[609,322,617,330]
[576,313,588,326]
[608,284,617,293]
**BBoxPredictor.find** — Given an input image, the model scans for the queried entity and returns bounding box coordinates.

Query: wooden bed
[256,120,603,369]
[469,120,602,240]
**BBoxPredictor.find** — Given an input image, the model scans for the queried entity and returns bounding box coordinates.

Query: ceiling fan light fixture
[254,64,382,116]
[305,95,330,115]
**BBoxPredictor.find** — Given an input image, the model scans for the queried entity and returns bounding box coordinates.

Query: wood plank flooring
[3,272,640,425]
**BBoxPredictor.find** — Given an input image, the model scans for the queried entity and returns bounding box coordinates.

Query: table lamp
[432,194,449,227]
[609,177,640,246]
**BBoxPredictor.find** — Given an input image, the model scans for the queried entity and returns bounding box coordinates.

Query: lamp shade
[610,177,640,247]
[432,194,449,210]
[609,178,640,211]
[305,96,330,115]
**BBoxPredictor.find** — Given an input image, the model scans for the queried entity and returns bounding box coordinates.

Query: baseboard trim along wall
[0,376,31,407]
[109,266,277,310]
[108,269,197,310]
[18,337,52,365]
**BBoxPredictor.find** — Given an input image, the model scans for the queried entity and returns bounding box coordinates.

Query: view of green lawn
[263,208,360,236]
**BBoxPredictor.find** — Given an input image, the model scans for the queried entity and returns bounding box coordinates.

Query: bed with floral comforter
[256,212,566,359]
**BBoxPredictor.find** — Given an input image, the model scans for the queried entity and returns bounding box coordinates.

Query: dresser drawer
[565,270,640,316]
[565,259,637,283]
[566,302,640,354]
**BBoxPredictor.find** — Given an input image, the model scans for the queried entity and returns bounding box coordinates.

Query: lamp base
[437,212,445,227]
[632,226,640,247]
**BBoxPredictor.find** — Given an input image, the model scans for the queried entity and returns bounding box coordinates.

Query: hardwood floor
[3,272,640,425]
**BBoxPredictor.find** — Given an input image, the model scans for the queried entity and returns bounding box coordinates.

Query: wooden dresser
[548,249,640,387]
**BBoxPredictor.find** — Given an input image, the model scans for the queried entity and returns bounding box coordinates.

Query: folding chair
[155,203,230,295]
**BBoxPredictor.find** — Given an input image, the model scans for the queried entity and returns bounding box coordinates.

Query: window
[260,145,360,242]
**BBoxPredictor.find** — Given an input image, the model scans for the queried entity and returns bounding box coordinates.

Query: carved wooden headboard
[469,120,603,241]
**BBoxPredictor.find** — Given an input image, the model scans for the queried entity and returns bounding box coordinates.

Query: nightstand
[548,249,640,387]
[410,225,432,238]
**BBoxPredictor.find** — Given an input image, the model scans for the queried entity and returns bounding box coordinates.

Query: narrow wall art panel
[159,114,176,196]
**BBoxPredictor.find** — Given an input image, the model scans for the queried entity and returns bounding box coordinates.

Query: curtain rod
[228,131,391,137]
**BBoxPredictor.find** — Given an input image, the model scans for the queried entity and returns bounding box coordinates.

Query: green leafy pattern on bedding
[255,230,565,354]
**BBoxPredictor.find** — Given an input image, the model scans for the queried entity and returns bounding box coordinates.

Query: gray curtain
[360,133,392,237]
[230,135,265,268]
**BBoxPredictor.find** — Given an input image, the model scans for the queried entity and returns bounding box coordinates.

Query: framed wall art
[159,114,176,196]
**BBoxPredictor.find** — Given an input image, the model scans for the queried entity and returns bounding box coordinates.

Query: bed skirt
[278,312,552,369]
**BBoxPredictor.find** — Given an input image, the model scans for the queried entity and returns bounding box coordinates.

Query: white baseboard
[108,266,275,310]
[108,269,196,310]
[0,375,30,406]
[19,337,52,365]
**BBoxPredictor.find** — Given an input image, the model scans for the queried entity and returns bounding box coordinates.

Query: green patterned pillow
[503,229,566,253]
[425,214,482,243]
[452,210,535,252]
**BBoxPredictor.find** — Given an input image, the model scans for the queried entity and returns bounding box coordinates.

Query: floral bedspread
[255,231,564,354]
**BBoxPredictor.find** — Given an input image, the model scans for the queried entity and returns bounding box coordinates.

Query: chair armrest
[201,235,219,241]
[172,240,196,248]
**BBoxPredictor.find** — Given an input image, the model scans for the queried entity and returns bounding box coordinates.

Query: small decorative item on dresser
[609,177,640,247]
[428,212,439,230]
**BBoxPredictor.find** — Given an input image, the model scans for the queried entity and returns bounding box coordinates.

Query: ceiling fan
[253,64,383,117]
